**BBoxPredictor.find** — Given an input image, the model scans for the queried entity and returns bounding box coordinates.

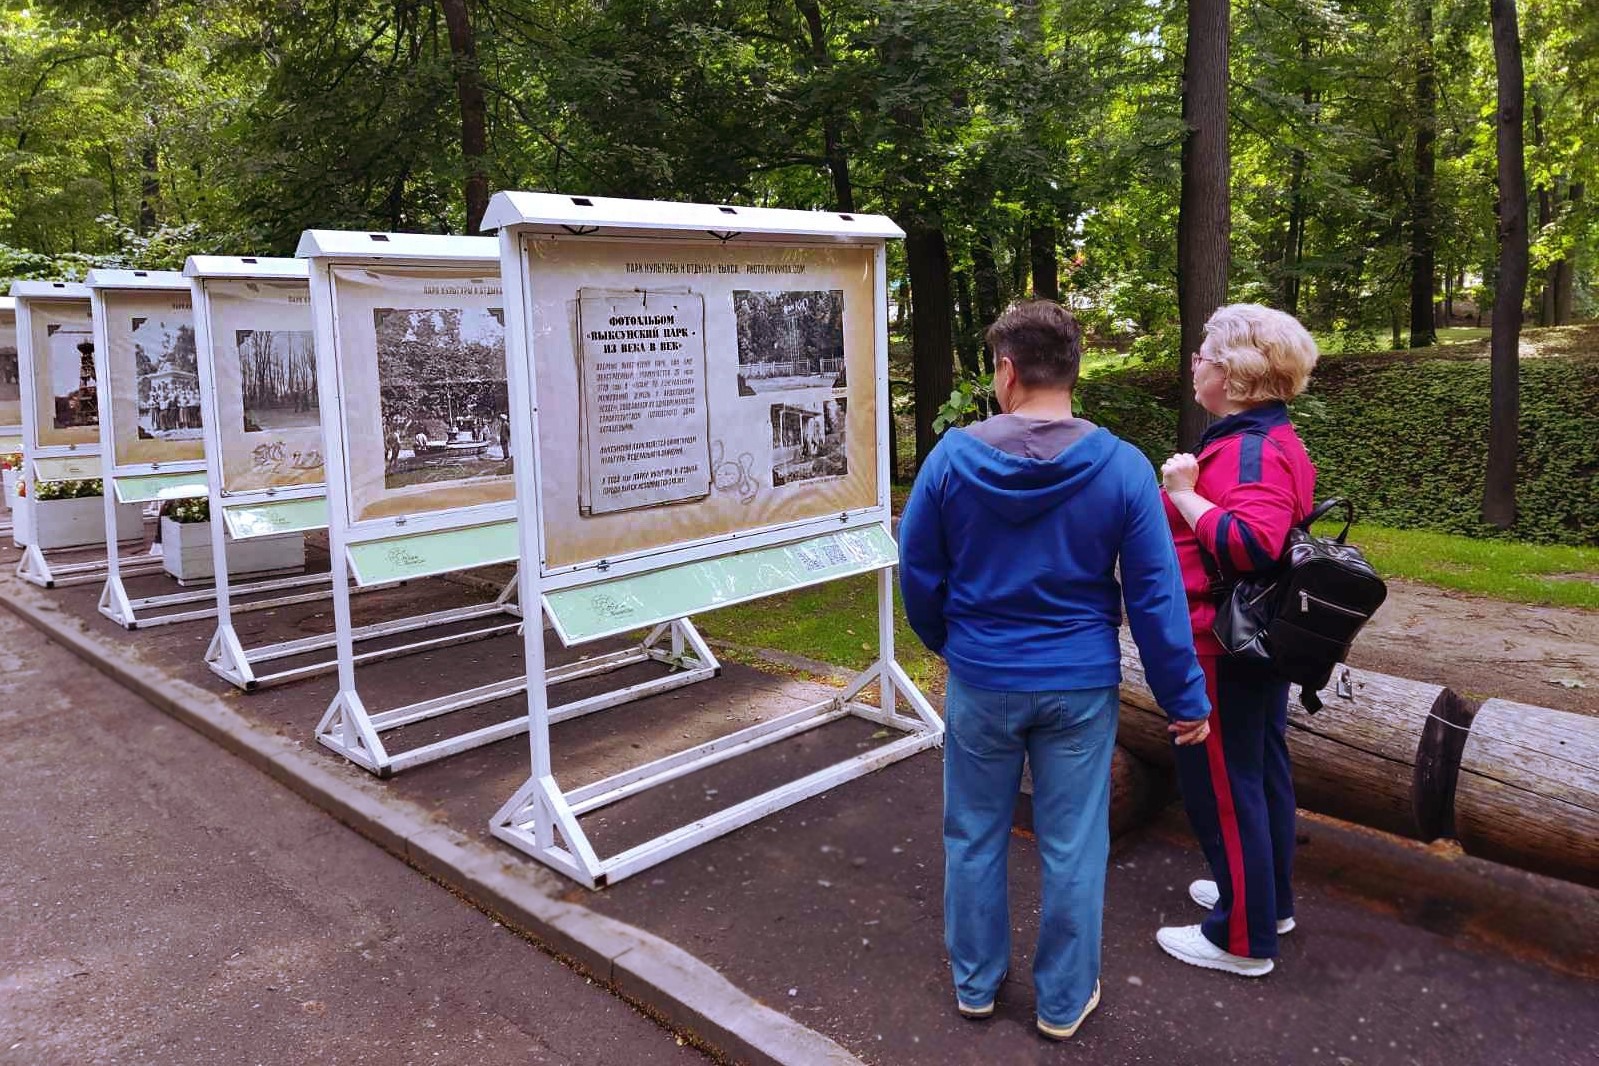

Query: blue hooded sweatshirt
[898,418,1209,722]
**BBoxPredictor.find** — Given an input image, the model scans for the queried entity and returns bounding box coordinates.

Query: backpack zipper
[1299,589,1365,618]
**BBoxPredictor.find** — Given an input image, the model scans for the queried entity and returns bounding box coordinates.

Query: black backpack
[1205,498,1388,712]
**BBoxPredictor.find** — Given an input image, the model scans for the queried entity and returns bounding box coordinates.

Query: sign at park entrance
[523,238,878,570]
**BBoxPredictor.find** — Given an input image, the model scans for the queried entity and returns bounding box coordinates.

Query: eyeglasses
[1190,352,1225,368]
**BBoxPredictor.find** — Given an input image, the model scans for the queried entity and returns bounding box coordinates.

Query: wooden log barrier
[1015,745,1171,838]
[1453,699,1599,889]
[1114,631,1475,842]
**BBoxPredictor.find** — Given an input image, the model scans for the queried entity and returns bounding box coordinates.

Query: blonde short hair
[1202,303,1319,402]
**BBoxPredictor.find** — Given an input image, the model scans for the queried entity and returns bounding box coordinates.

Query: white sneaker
[1156,924,1275,977]
[1188,880,1296,934]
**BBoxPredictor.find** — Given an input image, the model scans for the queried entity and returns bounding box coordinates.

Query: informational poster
[203,278,323,494]
[522,237,878,570]
[26,298,99,449]
[329,264,512,524]
[0,307,19,429]
[102,288,203,468]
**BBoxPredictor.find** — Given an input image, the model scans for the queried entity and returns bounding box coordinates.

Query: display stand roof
[294,230,499,262]
[10,280,90,300]
[84,268,187,290]
[184,255,307,280]
[480,191,904,243]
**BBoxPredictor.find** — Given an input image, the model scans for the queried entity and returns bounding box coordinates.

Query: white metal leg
[316,617,719,777]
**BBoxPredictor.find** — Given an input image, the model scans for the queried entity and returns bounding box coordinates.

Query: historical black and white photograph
[734,289,845,394]
[238,329,318,433]
[770,398,846,486]
[0,336,18,406]
[132,315,202,440]
[376,306,511,489]
[46,323,98,429]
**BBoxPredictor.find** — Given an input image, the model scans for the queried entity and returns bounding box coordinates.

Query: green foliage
[164,495,209,523]
[932,370,992,434]
[1081,335,1599,546]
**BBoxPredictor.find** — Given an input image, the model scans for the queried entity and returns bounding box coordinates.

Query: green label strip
[544,524,898,645]
[113,471,209,503]
[34,455,103,483]
[346,520,519,587]
[222,496,329,540]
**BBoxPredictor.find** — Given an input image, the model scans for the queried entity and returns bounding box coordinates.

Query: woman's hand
[1161,452,1200,494]
[1169,716,1211,746]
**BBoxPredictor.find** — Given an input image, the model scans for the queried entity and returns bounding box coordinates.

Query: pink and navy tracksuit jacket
[1164,401,1317,655]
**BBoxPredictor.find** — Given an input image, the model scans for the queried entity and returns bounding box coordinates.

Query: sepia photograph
[132,315,202,441]
[0,332,17,407]
[376,306,511,490]
[238,328,318,432]
[734,289,846,394]
[770,397,847,486]
[46,323,98,429]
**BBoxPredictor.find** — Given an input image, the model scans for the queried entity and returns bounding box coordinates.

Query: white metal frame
[0,296,17,539]
[484,193,942,887]
[9,281,164,588]
[84,268,335,629]
[298,230,715,775]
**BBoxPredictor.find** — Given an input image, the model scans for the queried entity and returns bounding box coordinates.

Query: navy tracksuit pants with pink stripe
[1173,654,1296,959]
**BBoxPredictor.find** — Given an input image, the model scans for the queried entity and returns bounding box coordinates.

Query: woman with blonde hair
[1157,303,1319,977]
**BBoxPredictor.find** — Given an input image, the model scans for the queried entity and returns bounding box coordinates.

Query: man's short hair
[984,299,1083,389]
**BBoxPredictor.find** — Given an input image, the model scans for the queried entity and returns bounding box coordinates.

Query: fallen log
[1014,745,1170,838]
[1115,631,1473,841]
[1453,698,1599,889]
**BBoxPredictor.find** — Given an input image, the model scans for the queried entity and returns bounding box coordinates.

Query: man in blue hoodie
[899,300,1211,1040]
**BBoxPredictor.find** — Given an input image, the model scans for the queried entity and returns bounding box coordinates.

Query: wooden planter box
[160,517,306,584]
[33,495,144,551]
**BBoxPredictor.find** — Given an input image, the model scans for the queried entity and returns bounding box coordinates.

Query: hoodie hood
[942,425,1119,524]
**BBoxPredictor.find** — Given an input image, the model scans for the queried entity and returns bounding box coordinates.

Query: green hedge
[1076,352,1599,547]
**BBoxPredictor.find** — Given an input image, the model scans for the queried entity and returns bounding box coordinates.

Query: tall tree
[1484,0,1528,529]
[1409,3,1438,346]
[441,0,490,234]
[1177,0,1229,450]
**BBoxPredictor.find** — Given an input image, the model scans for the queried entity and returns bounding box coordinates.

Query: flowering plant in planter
[0,452,20,471]
[165,496,210,524]
[34,477,104,500]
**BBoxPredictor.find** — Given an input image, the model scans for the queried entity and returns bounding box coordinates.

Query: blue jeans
[942,673,1119,1026]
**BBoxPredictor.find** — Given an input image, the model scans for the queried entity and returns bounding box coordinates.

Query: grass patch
[1319,521,1599,609]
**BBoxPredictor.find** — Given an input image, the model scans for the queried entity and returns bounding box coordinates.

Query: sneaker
[1037,981,1100,1040]
[1156,924,1274,977]
[1188,880,1296,934]
[956,998,994,1019]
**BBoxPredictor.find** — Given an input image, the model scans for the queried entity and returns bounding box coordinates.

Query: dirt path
[1350,578,1599,715]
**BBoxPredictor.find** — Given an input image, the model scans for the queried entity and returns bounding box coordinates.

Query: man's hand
[1169,716,1211,746]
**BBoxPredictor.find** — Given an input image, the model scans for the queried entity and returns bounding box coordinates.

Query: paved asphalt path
[0,608,710,1066]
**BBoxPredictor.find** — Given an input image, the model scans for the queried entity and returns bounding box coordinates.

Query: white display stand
[186,254,522,690]
[0,296,18,539]
[10,280,164,588]
[298,230,714,776]
[85,268,335,629]
[483,192,942,887]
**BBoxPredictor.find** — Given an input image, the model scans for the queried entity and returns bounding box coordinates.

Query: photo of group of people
[47,323,97,430]
[732,289,849,488]
[375,306,511,490]
[132,315,202,441]
[0,331,18,411]
[239,328,318,433]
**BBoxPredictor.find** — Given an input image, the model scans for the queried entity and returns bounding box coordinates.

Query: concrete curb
[0,575,864,1066]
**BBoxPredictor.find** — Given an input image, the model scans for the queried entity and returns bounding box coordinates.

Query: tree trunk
[1409,4,1438,347]
[1177,0,1230,450]
[1553,181,1582,324]
[953,269,976,376]
[1533,97,1556,326]
[906,224,955,470]
[1443,267,1454,324]
[1484,0,1528,529]
[795,0,855,213]
[1281,150,1306,315]
[1029,219,1059,300]
[441,0,490,234]
[139,143,159,233]
[973,235,1002,373]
